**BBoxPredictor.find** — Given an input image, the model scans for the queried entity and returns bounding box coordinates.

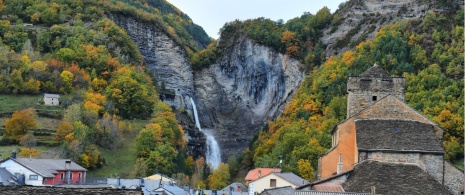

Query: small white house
[248,172,308,194]
[43,93,60,106]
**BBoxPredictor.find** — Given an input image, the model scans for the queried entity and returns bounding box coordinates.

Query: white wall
[44,97,59,106]
[249,173,297,194]
[1,159,45,186]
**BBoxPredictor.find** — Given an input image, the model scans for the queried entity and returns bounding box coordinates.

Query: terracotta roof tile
[312,184,345,192]
[245,168,281,182]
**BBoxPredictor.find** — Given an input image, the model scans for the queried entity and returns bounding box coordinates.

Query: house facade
[315,64,463,194]
[248,172,308,194]
[43,93,60,106]
[0,155,86,186]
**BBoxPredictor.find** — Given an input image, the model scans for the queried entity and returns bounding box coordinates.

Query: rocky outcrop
[109,13,304,160]
[194,37,305,157]
[323,0,431,57]
[109,14,194,109]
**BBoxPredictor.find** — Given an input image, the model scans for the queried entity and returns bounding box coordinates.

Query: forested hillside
[0,0,211,182]
[237,4,464,181]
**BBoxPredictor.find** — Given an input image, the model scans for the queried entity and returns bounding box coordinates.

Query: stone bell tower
[346,63,405,118]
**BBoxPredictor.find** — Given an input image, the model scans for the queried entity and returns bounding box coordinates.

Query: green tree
[207,163,230,190]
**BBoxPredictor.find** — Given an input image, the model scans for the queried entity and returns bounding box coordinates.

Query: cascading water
[190,97,221,169]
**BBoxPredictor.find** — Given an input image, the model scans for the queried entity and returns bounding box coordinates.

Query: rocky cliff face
[109,14,304,160]
[194,36,305,157]
[323,0,430,57]
[109,14,194,109]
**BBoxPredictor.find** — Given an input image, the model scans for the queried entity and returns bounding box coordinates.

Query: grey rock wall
[108,14,304,159]
[194,37,304,157]
[109,14,194,109]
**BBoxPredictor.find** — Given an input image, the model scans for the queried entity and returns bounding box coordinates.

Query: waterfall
[190,97,221,169]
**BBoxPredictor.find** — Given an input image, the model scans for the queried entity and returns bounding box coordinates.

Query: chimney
[65,160,71,170]
[65,160,71,184]
[337,153,343,174]
[11,151,16,159]
[258,169,261,177]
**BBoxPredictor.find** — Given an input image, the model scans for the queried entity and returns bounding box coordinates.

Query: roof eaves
[8,158,50,178]
[308,170,353,186]
[358,148,444,154]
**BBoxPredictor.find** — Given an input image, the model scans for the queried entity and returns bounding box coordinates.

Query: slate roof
[221,182,247,192]
[355,119,443,152]
[341,160,452,195]
[11,158,87,178]
[153,185,189,195]
[260,186,295,195]
[295,191,374,195]
[274,172,309,186]
[245,168,281,182]
[358,64,390,78]
[44,93,60,98]
[0,167,17,186]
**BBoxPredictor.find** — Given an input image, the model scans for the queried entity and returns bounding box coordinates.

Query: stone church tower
[346,63,405,118]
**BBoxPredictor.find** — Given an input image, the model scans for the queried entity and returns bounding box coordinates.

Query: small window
[70,172,73,180]
[78,173,82,179]
[270,179,276,187]
[372,96,377,101]
[29,175,38,180]
[60,173,65,180]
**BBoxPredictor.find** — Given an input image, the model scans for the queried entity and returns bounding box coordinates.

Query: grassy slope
[0,95,66,113]
[86,119,149,178]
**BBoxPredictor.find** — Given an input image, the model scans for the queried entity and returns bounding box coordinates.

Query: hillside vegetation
[239,5,464,181]
[0,0,211,184]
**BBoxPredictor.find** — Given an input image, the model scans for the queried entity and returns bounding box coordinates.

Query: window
[372,96,377,101]
[270,179,276,187]
[29,175,38,180]
[60,173,65,181]
[78,173,82,180]
[70,172,73,180]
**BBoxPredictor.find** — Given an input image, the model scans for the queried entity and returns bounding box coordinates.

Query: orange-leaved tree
[4,108,39,143]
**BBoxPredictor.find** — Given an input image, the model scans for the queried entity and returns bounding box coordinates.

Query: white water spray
[190,97,221,169]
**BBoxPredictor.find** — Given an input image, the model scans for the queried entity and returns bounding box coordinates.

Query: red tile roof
[245,168,281,182]
[312,184,345,192]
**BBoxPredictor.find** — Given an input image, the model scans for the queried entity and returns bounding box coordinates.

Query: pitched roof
[274,172,309,186]
[221,182,247,192]
[44,93,60,98]
[10,158,86,178]
[260,186,295,195]
[0,168,17,186]
[245,168,281,181]
[312,184,345,192]
[358,64,390,78]
[153,185,189,195]
[341,160,452,195]
[295,191,374,195]
[355,119,443,152]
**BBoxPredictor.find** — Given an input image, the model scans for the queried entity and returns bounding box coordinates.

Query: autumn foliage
[4,108,39,143]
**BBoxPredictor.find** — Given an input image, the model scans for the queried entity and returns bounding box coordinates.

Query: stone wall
[347,76,404,118]
[358,152,464,195]
[420,154,464,195]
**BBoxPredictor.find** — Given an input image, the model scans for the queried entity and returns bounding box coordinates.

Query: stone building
[310,64,463,194]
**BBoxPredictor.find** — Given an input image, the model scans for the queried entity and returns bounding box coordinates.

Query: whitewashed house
[0,152,87,186]
[43,93,60,106]
[248,172,308,194]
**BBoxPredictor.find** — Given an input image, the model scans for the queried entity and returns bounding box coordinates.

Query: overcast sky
[166,0,347,39]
